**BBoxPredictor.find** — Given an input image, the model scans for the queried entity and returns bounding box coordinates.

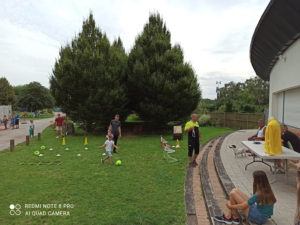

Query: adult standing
[108,114,122,153]
[184,114,202,167]
[55,113,64,138]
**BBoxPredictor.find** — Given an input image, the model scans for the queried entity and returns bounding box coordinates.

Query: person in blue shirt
[215,170,276,225]
[15,114,20,129]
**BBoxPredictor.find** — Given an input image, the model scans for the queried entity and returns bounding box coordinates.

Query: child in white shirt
[99,134,120,166]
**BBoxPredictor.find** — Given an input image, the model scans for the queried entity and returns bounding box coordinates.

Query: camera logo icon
[9,204,21,216]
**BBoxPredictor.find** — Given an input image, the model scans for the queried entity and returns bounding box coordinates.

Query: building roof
[250,0,300,81]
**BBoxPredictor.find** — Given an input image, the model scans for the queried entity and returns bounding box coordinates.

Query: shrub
[198,114,211,126]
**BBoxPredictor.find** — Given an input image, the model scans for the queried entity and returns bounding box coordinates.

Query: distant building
[0,105,12,120]
[250,0,300,134]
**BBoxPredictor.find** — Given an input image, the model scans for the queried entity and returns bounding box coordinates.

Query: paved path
[0,116,55,151]
[221,130,297,225]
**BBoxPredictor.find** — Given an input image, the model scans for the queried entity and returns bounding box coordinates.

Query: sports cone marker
[62,137,66,146]
[84,137,88,145]
[176,139,180,148]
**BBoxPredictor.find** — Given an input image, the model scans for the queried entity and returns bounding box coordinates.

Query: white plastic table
[242,141,300,182]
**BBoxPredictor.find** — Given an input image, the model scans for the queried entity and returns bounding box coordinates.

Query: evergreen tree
[17,82,54,112]
[127,13,201,123]
[0,77,16,106]
[50,13,129,131]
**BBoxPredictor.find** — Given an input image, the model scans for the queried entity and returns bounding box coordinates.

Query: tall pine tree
[50,13,129,131]
[127,13,201,124]
[0,77,16,106]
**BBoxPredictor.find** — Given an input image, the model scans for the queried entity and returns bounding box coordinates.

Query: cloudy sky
[0,0,269,99]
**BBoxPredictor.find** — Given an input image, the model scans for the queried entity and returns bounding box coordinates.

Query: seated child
[215,170,276,225]
[99,134,120,167]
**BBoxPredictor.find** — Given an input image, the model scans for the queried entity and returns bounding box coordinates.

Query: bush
[198,114,211,126]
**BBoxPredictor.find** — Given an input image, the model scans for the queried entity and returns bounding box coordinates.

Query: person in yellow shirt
[184,114,202,168]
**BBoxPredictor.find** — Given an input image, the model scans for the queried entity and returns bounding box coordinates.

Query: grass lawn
[0,126,233,225]
[20,113,54,120]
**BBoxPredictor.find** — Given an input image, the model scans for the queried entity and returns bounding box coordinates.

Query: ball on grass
[116,160,122,166]
[34,151,40,156]
[40,145,46,150]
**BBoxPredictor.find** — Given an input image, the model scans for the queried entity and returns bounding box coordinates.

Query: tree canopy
[17,82,54,112]
[50,13,129,131]
[0,77,16,106]
[127,13,201,123]
[216,77,269,113]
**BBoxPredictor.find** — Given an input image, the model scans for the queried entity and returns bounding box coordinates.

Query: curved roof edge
[250,0,300,81]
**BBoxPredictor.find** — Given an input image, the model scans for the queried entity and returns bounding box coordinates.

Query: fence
[208,112,265,129]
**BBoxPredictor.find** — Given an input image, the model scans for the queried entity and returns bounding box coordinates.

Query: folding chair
[161,136,178,163]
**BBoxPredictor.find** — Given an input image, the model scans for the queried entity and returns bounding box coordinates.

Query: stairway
[184,133,276,225]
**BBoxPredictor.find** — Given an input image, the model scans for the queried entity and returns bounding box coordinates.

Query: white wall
[269,38,300,128]
[0,105,12,121]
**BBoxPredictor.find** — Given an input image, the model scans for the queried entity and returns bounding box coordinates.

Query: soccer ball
[34,151,40,156]
[40,145,46,150]
[116,160,122,166]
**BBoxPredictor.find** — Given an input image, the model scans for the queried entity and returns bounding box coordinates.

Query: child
[99,134,120,167]
[3,115,8,129]
[29,120,35,138]
[215,170,276,225]
[10,114,15,129]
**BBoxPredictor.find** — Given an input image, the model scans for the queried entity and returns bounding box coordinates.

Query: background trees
[216,77,269,113]
[127,13,201,123]
[50,13,129,131]
[0,77,16,106]
[17,82,54,112]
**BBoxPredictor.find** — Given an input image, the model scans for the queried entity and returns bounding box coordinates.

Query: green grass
[20,113,54,120]
[0,126,233,225]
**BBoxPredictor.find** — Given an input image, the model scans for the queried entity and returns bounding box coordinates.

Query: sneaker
[232,217,240,224]
[214,215,232,224]
[101,159,104,164]
[113,150,118,154]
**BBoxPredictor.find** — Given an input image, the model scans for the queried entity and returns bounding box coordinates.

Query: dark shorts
[188,140,199,157]
[248,205,269,224]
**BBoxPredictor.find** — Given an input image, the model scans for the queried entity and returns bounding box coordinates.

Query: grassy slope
[0,127,233,225]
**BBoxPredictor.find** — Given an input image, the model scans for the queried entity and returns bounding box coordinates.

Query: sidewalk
[0,117,55,151]
[221,130,297,225]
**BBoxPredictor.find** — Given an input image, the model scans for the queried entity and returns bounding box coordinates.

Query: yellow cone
[176,139,180,148]
[84,137,88,145]
[62,137,66,146]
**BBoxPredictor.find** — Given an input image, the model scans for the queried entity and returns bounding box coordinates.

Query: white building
[250,0,300,134]
[0,105,12,120]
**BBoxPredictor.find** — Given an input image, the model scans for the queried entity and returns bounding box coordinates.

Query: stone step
[214,134,277,225]
[185,139,214,225]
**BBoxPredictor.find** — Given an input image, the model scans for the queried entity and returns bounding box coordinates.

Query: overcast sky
[0,0,269,99]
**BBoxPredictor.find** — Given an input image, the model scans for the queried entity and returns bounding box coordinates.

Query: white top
[242,141,300,160]
[257,126,266,138]
[105,140,114,152]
